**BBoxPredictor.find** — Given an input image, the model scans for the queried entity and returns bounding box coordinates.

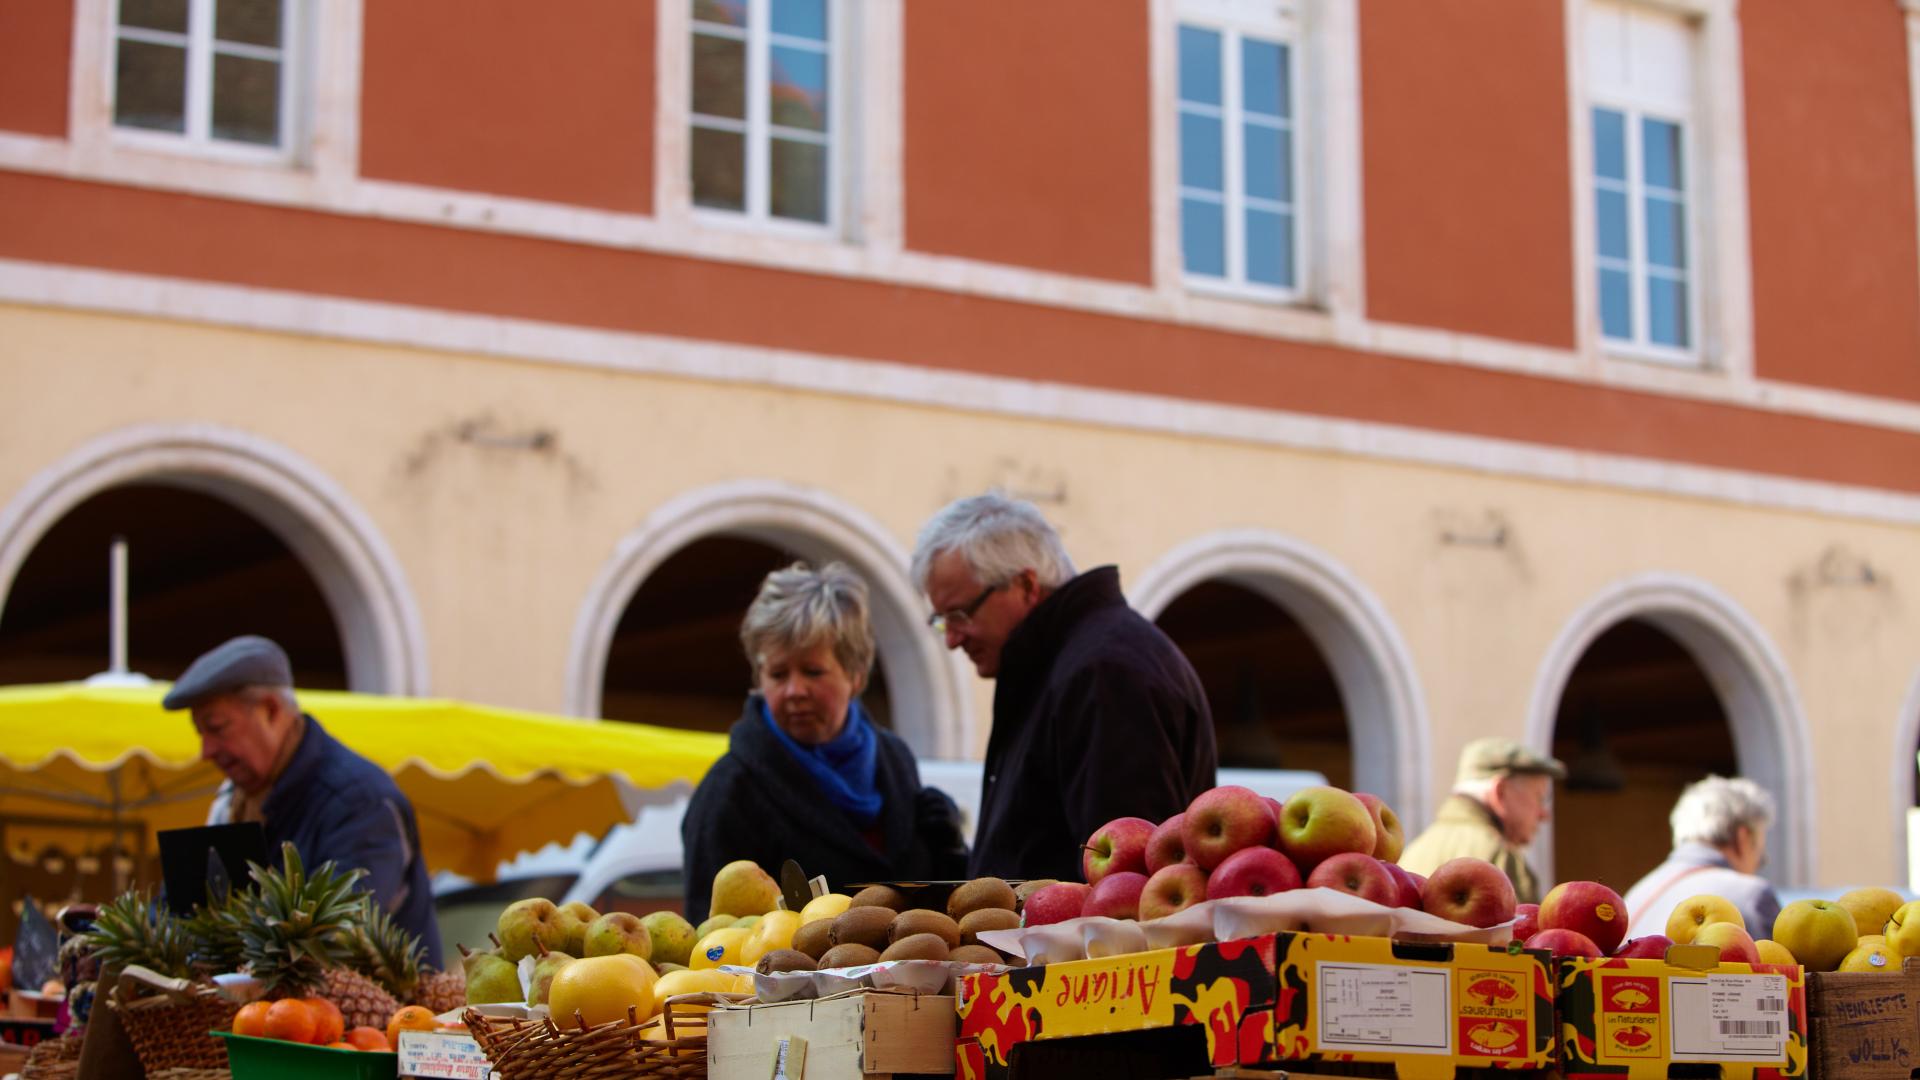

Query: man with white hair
[912,494,1216,881]
[1623,775,1781,939]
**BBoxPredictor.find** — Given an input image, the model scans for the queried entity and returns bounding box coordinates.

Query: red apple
[1145,813,1191,874]
[1206,846,1303,900]
[1023,882,1091,927]
[1512,903,1541,943]
[1084,871,1149,920]
[1275,787,1377,872]
[1420,857,1517,929]
[1183,786,1277,870]
[1384,862,1425,909]
[1263,796,1285,824]
[1526,928,1604,958]
[1352,793,1406,863]
[1139,863,1210,920]
[1614,934,1675,960]
[1083,817,1156,885]
[1538,880,1629,955]
[1692,922,1762,966]
[1305,853,1400,907]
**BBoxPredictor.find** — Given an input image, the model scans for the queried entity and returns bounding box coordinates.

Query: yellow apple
[799,893,852,924]
[1839,942,1901,974]
[1665,894,1745,944]
[1693,921,1761,965]
[689,926,752,970]
[1771,899,1857,972]
[1837,888,1906,938]
[549,954,660,1028]
[739,910,803,966]
[1884,900,1920,958]
[1860,934,1888,949]
[1754,939,1797,966]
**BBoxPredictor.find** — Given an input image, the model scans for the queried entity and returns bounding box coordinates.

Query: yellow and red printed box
[1556,945,1809,1079]
[955,931,1554,1080]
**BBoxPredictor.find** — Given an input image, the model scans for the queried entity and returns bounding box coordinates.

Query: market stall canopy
[0,682,728,881]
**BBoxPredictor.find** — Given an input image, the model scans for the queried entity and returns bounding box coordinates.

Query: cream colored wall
[3,303,1918,888]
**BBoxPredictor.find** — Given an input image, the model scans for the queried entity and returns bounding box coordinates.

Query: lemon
[799,893,853,924]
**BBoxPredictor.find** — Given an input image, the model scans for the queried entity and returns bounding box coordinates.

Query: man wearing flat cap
[166,635,441,965]
[1398,736,1565,905]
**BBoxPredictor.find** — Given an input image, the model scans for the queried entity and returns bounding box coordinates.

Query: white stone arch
[565,480,973,757]
[0,423,428,693]
[1893,667,1920,887]
[1130,529,1432,827]
[1524,573,1815,886]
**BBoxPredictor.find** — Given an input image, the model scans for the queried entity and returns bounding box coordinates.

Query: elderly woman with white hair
[1622,775,1783,939]
[680,562,967,922]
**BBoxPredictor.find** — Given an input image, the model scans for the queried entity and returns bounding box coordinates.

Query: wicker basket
[464,992,742,1080]
[109,967,241,1072]
[18,1033,85,1080]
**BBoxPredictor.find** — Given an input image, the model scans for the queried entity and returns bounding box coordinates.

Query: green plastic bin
[212,1031,399,1080]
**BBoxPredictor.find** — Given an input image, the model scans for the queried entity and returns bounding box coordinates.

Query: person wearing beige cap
[1398,736,1566,905]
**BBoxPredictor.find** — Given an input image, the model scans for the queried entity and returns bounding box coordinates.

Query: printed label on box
[397,1029,493,1079]
[1315,961,1451,1055]
[1669,972,1789,1062]
[1455,968,1530,1059]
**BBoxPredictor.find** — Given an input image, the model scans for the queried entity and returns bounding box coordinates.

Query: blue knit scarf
[759,696,884,824]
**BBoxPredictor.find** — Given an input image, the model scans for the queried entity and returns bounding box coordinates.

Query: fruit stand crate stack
[1803,955,1920,1080]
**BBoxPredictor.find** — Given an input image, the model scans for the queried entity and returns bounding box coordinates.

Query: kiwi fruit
[949,944,1009,965]
[890,909,961,950]
[850,885,908,911]
[792,919,835,960]
[831,906,896,950]
[958,907,1021,945]
[879,932,951,962]
[755,948,817,975]
[817,943,881,969]
[1014,878,1060,905]
[947,877,1018,921]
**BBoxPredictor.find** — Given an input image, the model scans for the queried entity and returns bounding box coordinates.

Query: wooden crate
[709,990,956,1080]
[1804,956,1920,1080]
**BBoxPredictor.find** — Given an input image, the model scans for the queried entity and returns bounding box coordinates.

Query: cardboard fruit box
[707,989,957,1080]
[1553,944,1808,1079]
[1803,955,1920,1080]
[956,931,1555,1080]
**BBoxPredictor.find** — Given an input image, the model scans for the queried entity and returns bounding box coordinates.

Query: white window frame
[107,0,307,166]
[1589,99,1700,362]
[1568,0,1753,377]
[681,0,853,241]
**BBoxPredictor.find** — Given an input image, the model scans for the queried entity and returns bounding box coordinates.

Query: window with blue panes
[691,0,834,226]
[1178,24,1298,293]
[1593,106,1692,350]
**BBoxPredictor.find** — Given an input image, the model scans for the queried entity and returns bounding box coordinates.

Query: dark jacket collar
[728,695,911,869]
[262,714,333,820]
[997,566,1125,688]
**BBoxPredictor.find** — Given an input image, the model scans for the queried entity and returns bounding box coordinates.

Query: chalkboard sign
[11,897,58,992]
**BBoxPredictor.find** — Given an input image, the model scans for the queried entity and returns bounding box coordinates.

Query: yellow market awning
[0,682,727,881]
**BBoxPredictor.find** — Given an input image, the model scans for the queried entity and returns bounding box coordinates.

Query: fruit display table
[955,932,1556,1079]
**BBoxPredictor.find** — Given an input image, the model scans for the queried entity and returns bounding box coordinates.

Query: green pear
[581,912,652,961]
[459,944,524,1006]
[709,861,781,919]
[497,898,584,962]
[526,944,576,1007]
[734,915,762,930]
[558,902,600,954]
[641,911,697,969]
[694,913,738,941]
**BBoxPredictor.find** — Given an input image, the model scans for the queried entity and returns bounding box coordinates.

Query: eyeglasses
[927,583,1000,636]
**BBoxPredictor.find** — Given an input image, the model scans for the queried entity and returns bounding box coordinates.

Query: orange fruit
[325,1041,353,1050]
[232,1000,271,1038]
[304,997,345,1045]
[345,1026,391,1052]
[263,998,317,1044]
[385,1004,437,1047]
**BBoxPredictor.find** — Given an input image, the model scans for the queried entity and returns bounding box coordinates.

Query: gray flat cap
[161,635,294,710]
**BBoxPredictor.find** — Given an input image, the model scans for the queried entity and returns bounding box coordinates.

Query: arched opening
[1153,580,1352,788]
[1130,530,1429,824]
[1548,618,1736,890]
[599,535,893,734]
[0,484,348,686]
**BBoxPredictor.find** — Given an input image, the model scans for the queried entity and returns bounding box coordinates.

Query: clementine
[263,998,317,1043]
[325,1041,353,1050]
[232,1000,271,1038]
[345,1026,391,1051]
[304,996,345,1045]
[385,1004,437,1047]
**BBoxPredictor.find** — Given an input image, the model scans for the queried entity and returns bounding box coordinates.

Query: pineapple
[236,843,365,999]
[84,890,191,981]
[414,966,467,1015]
[320,966,402,1031]
[348,898,424,1002]
[183,890,248,979]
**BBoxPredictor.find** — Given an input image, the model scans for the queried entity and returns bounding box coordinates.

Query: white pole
[110,535,128,675]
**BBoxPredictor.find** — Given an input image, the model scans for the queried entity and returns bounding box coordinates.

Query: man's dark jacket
[968,566,1217,881]
[262,716,442,967]
[681,696,969,921]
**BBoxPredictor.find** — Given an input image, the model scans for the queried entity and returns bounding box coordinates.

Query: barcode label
[1718,1021,1781,1035]
[1755,997,1784,1011]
